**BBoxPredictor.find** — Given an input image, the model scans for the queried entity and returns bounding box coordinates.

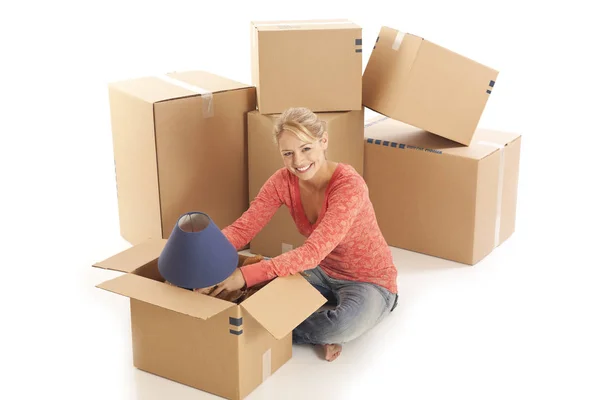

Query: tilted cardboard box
[363,26,498,145]
[94,238,326,400]
[364,116,521,265]
[108,71,256,245]
[251,19,362,114]
[246,108,365,257]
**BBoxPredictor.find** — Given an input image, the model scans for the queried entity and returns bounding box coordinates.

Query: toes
[323,344,342,361]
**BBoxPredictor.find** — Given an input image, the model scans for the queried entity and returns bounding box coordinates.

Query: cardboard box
[364,116,521,265]
[247,109,365,257]
[251,19,362,114]
[362,26,499,145]
[108,71,256,245]
[93,238,326,400]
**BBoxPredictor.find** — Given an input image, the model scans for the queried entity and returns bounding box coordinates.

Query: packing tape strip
[392,31,405,50]
[252,25,258,47]
[262,348,272,382]
[478,141,505,247]
[155,75,214,118]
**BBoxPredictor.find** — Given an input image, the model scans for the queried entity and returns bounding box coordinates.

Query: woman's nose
[293,153,305,164]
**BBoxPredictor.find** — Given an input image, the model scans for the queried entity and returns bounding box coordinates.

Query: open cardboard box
[93,238,327,400]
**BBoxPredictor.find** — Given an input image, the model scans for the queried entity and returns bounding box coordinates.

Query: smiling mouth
[295,163,313,173]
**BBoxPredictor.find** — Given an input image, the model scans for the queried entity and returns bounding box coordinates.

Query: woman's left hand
[209,268,247,297]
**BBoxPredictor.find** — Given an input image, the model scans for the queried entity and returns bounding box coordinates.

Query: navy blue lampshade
[158,211,238,290]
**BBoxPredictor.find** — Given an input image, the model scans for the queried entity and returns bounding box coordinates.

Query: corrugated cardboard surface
[94,239,327,400]
[251,19,362,114]
[364,117,521,265]
[131,300,241,400]
[498,138,521,245]
[108,87,162,243]
[238,314,290,399]
[247,109,365,257]
[241,274,328,340]
[93,237,165,273]
[363,26,499,145]
[473,150,503,263]
[108,71,256,245]
[251,208,307,257]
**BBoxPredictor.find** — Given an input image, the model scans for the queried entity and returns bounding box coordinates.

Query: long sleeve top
[221,163,398,294]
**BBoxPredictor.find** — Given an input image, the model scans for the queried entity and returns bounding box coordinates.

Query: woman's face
[278,130,328,182]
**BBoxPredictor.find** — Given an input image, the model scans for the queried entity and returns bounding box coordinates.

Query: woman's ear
[321,132,329,150]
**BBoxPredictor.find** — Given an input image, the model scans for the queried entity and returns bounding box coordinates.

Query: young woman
[211,107,398,361]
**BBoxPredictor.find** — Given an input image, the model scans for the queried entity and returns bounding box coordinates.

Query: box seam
[470,157,481,264]
[152,104,164,238]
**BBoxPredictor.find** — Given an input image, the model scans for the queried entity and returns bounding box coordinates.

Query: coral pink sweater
[222,163,398,294]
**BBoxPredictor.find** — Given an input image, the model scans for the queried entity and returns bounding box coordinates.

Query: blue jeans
[292,266,398,345]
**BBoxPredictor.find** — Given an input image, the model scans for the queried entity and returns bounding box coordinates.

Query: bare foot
[323,344,342,362]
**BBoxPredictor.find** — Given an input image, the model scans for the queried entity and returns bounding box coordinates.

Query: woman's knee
[319,285,390,343]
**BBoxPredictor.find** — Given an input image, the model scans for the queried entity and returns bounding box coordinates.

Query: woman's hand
[209,268,247,298]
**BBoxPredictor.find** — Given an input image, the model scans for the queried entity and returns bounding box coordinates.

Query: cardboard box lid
[97,273,235,320]
[252,19,359,31]
[241,274,327,339]
[93,238,166,273]
[108,70,253,104]
[365,117,520,160]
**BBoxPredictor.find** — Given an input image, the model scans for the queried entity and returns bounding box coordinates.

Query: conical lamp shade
[158,212,238,290]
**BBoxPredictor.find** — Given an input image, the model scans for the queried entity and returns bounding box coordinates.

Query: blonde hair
[273,107,325,144]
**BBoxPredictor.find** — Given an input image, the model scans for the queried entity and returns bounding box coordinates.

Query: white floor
[3,1,599,399]
[10,215,599,400]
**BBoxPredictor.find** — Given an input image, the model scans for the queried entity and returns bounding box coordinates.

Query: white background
[2,0,599,399]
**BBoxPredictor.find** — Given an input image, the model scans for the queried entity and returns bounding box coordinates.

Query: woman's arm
[240,174,366,287]
[221,170,285,250]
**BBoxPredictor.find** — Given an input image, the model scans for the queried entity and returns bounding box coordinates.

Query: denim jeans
[292,266,398,345]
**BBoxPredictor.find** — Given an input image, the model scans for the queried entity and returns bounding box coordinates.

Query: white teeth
[296,164,311,172]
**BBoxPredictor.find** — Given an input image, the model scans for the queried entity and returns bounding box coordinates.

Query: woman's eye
[284,152,292,157]
[303,147,311,152]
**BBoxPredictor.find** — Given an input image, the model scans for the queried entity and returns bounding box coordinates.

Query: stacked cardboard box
[251,19,363,113]
[363,117,521,265]
[361,26,521,264]
[248,19,366,257]
[107,70,256,245]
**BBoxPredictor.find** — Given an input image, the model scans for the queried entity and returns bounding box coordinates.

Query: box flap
[165,70,252,95]
[252,19,359,31]
[93,238,166,273]
[97,273,235,320]
[241,274,327,339]
[365,117,519,160]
